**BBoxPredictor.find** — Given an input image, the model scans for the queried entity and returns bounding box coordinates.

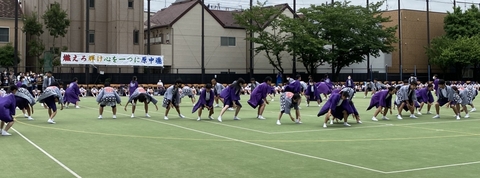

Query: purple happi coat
[366,90,392,110]
[0,94,16,122]
[64,82,81,104]
[316,82,332,95]
[416,88,434,103]
[129,81,138,95]
[192,89,215,113]
[317,93,354,119]
[247,82,271,109]
[284,79,301,93]
[434,79,439,91]
[220,83,241,105]
[304,83,320,101]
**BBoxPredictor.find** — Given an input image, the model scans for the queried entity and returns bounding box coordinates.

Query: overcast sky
[144,0,480,13]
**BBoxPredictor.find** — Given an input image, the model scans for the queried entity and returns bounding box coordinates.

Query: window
[89,30,95,44]
[128,0,134,8]
[89,0,95,8]
[0,28,9,42]
[220,37,236,46]
[133,30,139,45]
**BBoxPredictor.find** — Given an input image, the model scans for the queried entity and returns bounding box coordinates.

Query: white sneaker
[465,114,470,118]
[329,119,333,125]
[217,116,222,122]
[145,113,151,118]
[306,104,309,107]
[112,115,116,119]
[372,117,378,121]
[271,99,274,101]
[75,106,80,109]
[41,103,44,107]
[417,112,422,115]
[357,120,362,124]
[257,115,266,120]
[1,130,11,136]
[197,117,201,121]
[215,104,219,108]
[47,119,56,124]
[98,115,103,119]
[164,116,169,120]
[24,114,28,118]
[323,123,327,128]
[276,120,281,125]
[298,106,302,110]
[227,108,234,111]
[27,116,34,120]
[397,115,403,120]
[233,116,241,120]
[410,114,418,119]
[382,116,389,120]
[295,119,302,124]
[209,116,214,120]
[433,115,440,119]
[344,122,351,127]
[456,115,461,120]
[131,114,135,118]
[427,111,432,114]
[471,108,477,112]
[179,114,185,118]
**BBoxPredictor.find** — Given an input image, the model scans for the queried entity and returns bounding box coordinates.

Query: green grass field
[4,94,480,178]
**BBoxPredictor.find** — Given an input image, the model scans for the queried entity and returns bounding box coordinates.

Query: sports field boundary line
[385,160,480,174]
[80,107,386,173]
[11,128,82,178]
[139,117,388,174]
[82,106,272,135]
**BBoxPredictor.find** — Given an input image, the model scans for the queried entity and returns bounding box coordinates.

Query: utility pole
[427,0,431,81]
[366,0,370,79]
[85,0,90,85]
[14,0,19,74]
[147,0,151,55]
[292,0,296,76]
[201,0,205,83]
[249,0,254,79]
[398,0,402,81]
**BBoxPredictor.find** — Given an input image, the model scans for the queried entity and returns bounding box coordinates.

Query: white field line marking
[385,161,480,174]
[11,128,82,178]
[270,124,392,134]
[82,106,271,135]
[139,117,387,174]
[82,106,386,173]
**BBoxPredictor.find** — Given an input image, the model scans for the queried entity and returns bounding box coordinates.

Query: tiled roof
[146,0,293,30]
[0,0,22,18]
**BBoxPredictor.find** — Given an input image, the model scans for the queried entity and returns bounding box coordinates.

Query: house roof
[146,0,294,30]
[0,0,22,19]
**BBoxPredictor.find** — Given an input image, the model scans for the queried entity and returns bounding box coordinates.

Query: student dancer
[368,87,396,121]
[0,88,16,136]
[192,84,215,121]
[181,84,196,105]
[64,77,81,108]
[416,84,434,115]
[305,79,321,107]
[14,85,36,120]
[129,76,139,98]
[317,91,352,128]
[395,82,418,120]
[340,87,362,124]
[345,75,354,88]
[454,86,471,118]
[37,82,64,124]
[163,79,185,120]
[247,76,273,120]
[465,85,477,112]
[433,79,459,119]
[217,78,245,122]
[276,92,301,125]
[124,86,159,118]
[97,83,122,119]
[79,85,87,97]
[364,79,374,98]
[211,79,225,107]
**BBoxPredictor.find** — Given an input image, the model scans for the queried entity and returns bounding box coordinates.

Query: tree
[281,9,329,75]
[425,36,453,77]
[0,44,21,71]
[234,1,288,74]
[444,5,480,39]
[312,1,397,81]
[42,2,70,67]
[22,11,45,70]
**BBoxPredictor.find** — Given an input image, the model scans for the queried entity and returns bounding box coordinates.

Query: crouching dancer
[193,84,215,121]
[318,91,352,128]
[0,87,16,136]
[276,92,301,125]
[125,86,159,118]
[97,83,122,119]
[37,82,64,124]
